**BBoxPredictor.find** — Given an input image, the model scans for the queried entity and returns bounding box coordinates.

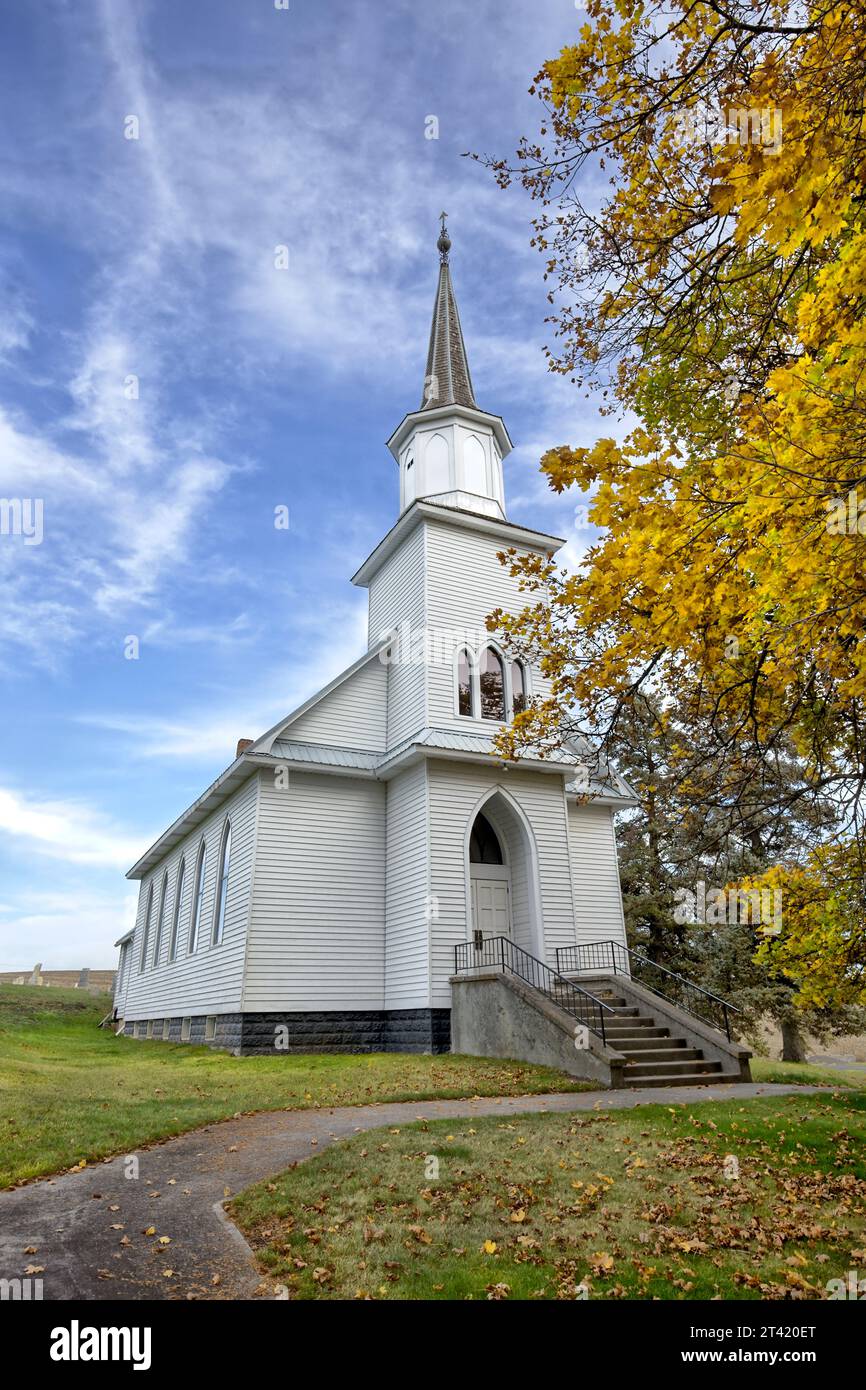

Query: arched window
[469,811,504,864]
[464,435,487,495]
[169,858,185,962]
[426,433,450,493]
[152,871,168,968]
[188,842,207,954]
[404,453,415,505]
[479,646,506,721]
[457,647,475,717]
[118,941,129,992]
[139,882,154,972]
[212,822,232,946]
[511,660,527,716]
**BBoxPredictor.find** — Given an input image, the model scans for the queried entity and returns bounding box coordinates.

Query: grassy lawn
[750,1055,866,1088]
[0,985,590,1187]
[231,1087,866,1300]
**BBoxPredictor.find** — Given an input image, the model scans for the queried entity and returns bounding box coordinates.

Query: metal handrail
[453,935,616,1045]
[555,940,739,1041]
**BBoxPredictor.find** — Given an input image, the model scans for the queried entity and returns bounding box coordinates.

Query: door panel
[471,878,511,938]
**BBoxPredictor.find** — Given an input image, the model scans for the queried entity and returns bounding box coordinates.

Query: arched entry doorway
[469,810,511,940]
[466,791,543,957]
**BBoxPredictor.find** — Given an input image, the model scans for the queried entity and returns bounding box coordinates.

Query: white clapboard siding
[122,775,258,1019]
[423,519,553,729]
[367,520,426,645]
[286,657,387,750]
[427,761,575,1007]
[367,522,427,748]
[568,802,629,949]
[244,770,386,1011]
[383,761,430,1009]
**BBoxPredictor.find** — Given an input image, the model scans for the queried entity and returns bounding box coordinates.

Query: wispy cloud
[0,787,150,868]
[78,597,369,762]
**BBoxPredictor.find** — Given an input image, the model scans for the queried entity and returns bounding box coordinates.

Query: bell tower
[387,214,512,521]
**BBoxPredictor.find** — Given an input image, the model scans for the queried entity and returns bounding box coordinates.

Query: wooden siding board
[286,658,387,751]
[568,803,629,949]
[245,770,386,1011]
[383,761,430,1009]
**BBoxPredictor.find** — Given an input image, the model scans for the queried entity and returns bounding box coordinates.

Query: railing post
[723,1003,730,1041]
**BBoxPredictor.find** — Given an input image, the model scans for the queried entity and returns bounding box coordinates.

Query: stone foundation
[122,1008,450,1055]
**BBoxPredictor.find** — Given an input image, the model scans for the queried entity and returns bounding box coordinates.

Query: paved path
[0,1082,825,1301]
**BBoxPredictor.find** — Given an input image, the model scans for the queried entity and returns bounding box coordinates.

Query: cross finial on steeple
[437,210,451,262]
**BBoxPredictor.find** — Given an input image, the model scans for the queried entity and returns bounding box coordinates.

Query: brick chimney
[236,738,254,758]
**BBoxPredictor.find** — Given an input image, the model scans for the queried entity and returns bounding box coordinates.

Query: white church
[113,222,642,1060]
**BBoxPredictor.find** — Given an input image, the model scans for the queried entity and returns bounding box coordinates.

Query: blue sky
[0,0,605,969]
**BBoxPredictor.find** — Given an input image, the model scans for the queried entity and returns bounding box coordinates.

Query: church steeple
[420,213,476,412]
[386,217,513,522]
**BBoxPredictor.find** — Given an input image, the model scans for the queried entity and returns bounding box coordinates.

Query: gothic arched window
[139,882,154,973]
[469,811,504,864]
[479,646,506,721]
[457,647,475,717]
[511,660,527,716]
[153,871,168,968]
[464,434,486,495]
[188,841,207,954]
[169,858,185,962]
[212,821,232,946]
[426,433,449,493]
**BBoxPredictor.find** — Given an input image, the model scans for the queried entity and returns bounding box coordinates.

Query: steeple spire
[421,213,476,412]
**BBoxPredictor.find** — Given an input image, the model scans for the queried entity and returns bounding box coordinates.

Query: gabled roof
[260,741,380,772]
[248,637,390,755]
[352,498,564,589]
[126,721,635,880]
[126,755,255,880]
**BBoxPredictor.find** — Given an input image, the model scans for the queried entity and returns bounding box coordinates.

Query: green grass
[0,985,590,1187]
[231,1089,866,1300]
[750,1055,865,1088]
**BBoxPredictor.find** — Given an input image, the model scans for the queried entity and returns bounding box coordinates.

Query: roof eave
[386,404,513,462]
[352,500,564,589]
[125,756,256,880]
[376,741,578,782]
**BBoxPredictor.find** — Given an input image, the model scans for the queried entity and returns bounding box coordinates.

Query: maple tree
[485,1,866,1003]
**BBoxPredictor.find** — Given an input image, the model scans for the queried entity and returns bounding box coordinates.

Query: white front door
[470,864,512,940]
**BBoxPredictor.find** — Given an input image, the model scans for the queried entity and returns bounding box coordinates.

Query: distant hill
[0,965,115,992]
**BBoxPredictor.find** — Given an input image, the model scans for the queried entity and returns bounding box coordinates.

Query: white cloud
[0,888,137,970]
[0,787,150,868]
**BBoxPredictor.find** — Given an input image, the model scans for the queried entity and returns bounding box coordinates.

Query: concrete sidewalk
[0,1081,825,1301]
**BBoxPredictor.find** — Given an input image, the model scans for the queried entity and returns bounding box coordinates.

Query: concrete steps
[546,979,736,1088]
